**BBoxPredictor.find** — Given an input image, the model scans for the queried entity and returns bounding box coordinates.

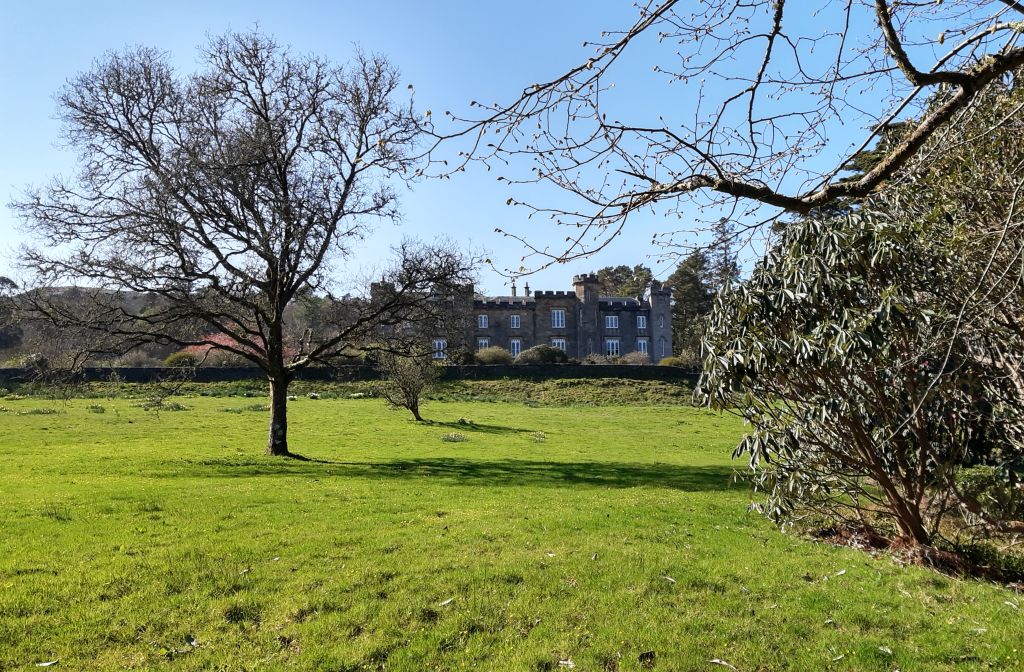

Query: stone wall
[0,364,700,385]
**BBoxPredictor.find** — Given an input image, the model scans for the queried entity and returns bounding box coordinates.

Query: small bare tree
[12,31,474,456]
[376,349,442,422]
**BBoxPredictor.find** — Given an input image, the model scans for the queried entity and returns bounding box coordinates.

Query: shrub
[619,351,651,366]
[204,349,251,367]
[113,351,162,367]
[658,356,687,367]
[475,346,514,365]
[582,353,615,365]
[956,466,1022,523]
[440,432,467,442]
[515,345,568,364]
[700,211,1024,546]
[164,351,200,368]
[86,404,106,413]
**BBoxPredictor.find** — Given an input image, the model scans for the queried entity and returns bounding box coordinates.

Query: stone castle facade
[438,273,672,362]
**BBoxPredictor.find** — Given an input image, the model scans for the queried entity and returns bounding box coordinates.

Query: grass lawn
[0,389,1021,670]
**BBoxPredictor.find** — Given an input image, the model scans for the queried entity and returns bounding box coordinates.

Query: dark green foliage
[514,345,569,364]
[700,211,1022,545]
[0,277,18,351]
[665,251,713,361]
[595,264,653,297]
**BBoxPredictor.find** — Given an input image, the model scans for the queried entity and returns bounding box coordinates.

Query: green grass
[1,392,1021,670]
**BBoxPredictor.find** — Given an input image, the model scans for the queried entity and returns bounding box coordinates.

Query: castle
[436,273,672,362]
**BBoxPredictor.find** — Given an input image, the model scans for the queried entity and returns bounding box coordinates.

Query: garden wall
[0,364,700,385]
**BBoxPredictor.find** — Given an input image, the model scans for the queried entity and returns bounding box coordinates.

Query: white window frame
[477,314,489,329]
[510,314,521,329]
[605,339,620,357]
[432,339,448,360]
[510,338,522,357]
[551,309,565,329]
[604,314,619,329]
[551,338,567,351]
[636,315,648,330]
[477,337,490,350]
[637,338,649,354]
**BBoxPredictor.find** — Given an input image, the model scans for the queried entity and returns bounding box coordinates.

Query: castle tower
[572,273,600,357]
[647,280,673,362]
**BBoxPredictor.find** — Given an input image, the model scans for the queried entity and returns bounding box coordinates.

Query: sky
[0,1,893,295]
[1,1,669,294]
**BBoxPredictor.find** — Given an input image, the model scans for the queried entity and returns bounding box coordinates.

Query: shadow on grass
[428,420,535,435]
[175,457,742,492]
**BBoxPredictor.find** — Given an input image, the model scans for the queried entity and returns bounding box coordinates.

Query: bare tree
[376,349,442,422]
[434,1,1024,267]
[12,31,474,456]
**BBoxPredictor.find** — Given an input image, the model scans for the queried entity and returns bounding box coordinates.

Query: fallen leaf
[661,575,676,584]
[831,654,845,662]
[439,598,454,607]
[35,663,58,668]
[709,659,738,671]
[558,659,575,668]
[878,646,893,655]
[834,569,847,576]
[1004,601,1019,610]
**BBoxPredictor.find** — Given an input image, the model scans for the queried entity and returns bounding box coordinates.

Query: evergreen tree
[595,264,653,297]
[665,251,713,361]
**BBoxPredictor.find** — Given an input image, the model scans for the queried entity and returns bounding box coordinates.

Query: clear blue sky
[1,1,665,294]
[0,1,875,294]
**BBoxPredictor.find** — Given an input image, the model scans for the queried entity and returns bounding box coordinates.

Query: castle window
[432,339,448,360]
[637,338,648,354]
[551,309,565,329]
[605,339,620,357]
[636,315,648,330]
[510,314,521,329]
[477,338,490,350]
[477,314,489,329]
[551,338,566,351]
[604,315,619,330]
[510,338,522,357]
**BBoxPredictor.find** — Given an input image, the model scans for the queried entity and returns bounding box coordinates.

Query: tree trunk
[267,375,291,456]
[883,487,931,546]
[410,399,423,422]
